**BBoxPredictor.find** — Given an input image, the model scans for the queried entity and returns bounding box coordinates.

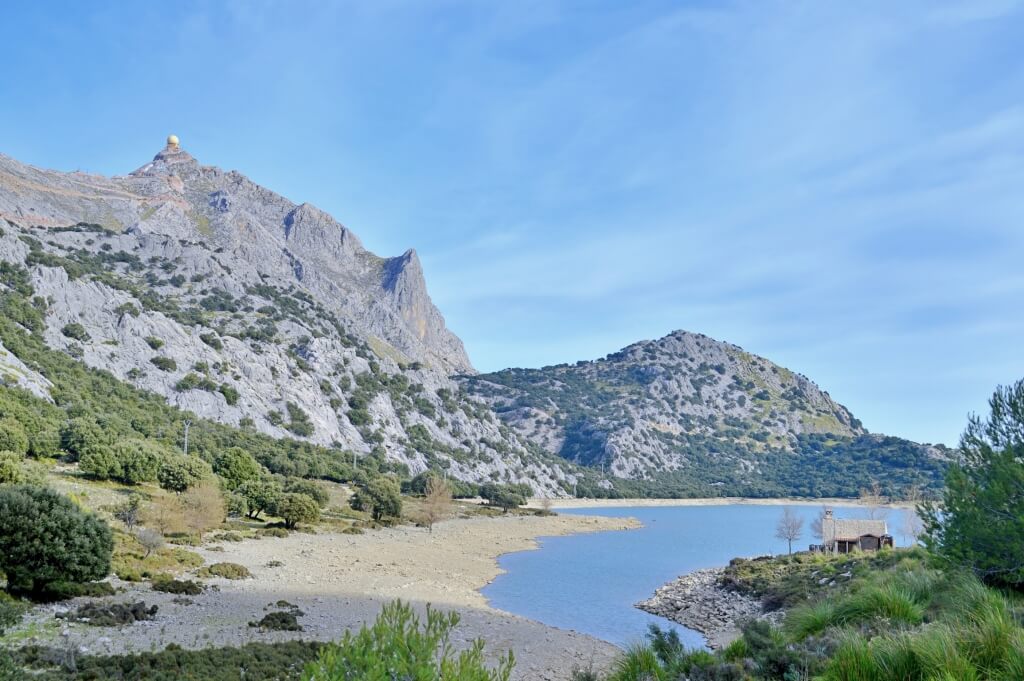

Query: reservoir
[482,504,916,649]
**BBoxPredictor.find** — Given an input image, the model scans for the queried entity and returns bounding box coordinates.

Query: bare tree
[181,482,226,541]
[775,507,804,554]
[135,527,164,559]
[540,497,555,516]
[421,476,452,534]
[810,506,828,542]
[900,511,924,546]
[112,495,142,530]
[142,495,186,536]
[860,481,890,520]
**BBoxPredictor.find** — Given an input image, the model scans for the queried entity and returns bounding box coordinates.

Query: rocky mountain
[461,330,949,496]
[0,141,572,493]
[0,141,946,498]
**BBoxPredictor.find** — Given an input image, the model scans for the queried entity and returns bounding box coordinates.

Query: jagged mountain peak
[0,144,471,374]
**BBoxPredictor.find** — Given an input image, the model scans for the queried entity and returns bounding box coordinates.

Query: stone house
[814,509,894,553]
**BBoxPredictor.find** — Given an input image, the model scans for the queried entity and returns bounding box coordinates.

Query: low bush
[58,601,158,627]
[257,527,289,539]
[0,593,28,635]
[198,562,251,580]
[151,578,204,596]
[250,611,303,632]
[15,640,326,680]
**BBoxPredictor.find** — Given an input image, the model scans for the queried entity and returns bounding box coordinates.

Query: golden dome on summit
[167,134,180,148]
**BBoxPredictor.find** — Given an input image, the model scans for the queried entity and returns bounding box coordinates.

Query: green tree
[112,439,167,485]
[0,419,28,456]
[78,445,120,481]
[0,485,113,594]
[28,428,61,458]
[60,417,107,460]
[158,456,211,494]
[479,483,527,513]
[302,600,513,681]
[237,478,281,520]
[284,478,329,508]
[921,378,1024,587]
[272,492,320,529]
[213,447,262,490]
[350,477,402,522]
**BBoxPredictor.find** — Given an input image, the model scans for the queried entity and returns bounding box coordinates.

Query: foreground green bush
[302,600,514,681]
[15,640,325,680]
[922,378,1024,589]
[0,485,113,594]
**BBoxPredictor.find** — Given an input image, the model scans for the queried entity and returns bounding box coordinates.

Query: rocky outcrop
[0,145,571,493]
[636,567,776,649]
[460,329,947,494]
[0,145,471,374]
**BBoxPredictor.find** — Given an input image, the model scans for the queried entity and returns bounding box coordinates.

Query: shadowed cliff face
[0,144,472,374]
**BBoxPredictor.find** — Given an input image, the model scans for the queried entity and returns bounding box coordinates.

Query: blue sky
[3,1,1023,446]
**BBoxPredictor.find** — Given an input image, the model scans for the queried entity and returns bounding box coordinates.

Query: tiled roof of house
[823,517,888,543]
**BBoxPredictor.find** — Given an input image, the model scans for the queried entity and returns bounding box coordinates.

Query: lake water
[482,504,916,649]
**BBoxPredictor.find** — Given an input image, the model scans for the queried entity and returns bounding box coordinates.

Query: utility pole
[182,420,192,457]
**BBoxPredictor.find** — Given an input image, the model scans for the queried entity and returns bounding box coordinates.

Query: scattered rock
[636,567,772,649]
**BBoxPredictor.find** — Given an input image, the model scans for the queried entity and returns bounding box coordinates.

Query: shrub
[114,439,168,485]
[151,577,204,595]
[0,418,29,455]
[219,383,240,405]
[301,600,514,680]
[60,417,107,460]
[144,336,165,350]
[250,611,303,632]
[198,562,251,580]
[15,640,326,680]
[349,477,402,522]
[258,527,289,538]
[200,332,223,350]
[272,492,320,529]
[0,450,26,484]
[150,356,177,372]
[60,601,157,626]
[0,593,28,635]
[82,439,169,485]
[0,485,113,594]
[28,427,61,458]
[61,322,90,342]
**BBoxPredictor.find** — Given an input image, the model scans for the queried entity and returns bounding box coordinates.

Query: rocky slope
[0,142,946,498]
[0,142,571,493]
[461,331,948,495]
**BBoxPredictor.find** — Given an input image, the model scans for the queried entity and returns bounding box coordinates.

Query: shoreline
[13,513,640,681]
[535,496,917,510]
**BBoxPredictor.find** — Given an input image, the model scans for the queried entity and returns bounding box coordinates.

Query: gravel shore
[16,513,639,681]
[635,567,778,649]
